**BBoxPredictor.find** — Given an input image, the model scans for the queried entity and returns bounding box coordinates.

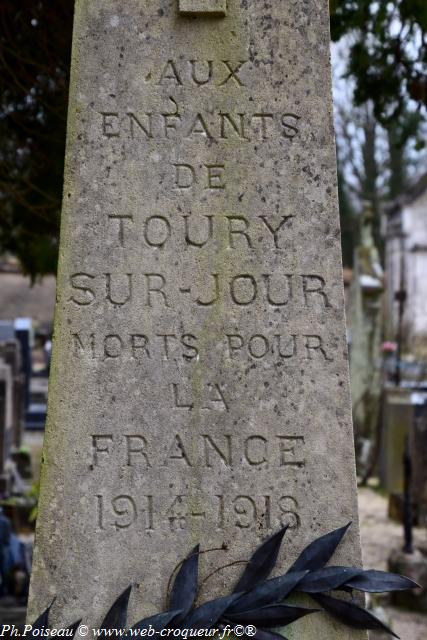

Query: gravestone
[412,397,427,526]
[0,359,13,493]
[29,2,366,638]
[0,321,15,343]
[14,318,32,416]
[0,339,25,448]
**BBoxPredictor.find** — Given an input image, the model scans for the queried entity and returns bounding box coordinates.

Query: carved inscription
[172,383,229,411]
[107,214,295,249]
[96,493,300,532]
[69,46,333,540]
[92,431,304,532]
[100,105,301,143]
[157,59,246,86]
[69,272,332,309]
[71,331,334,362]
[91,434,306,470]
[178,3,227,18]
[173,163,226,190]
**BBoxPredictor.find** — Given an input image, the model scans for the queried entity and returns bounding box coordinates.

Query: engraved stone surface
[28,2,367,638]
[179,0,227,16]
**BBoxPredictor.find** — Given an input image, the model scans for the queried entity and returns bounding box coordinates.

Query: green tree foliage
[0,2,73,279]
[330,0,427,129]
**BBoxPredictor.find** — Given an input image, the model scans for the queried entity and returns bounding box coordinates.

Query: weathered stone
[28,2,366,638]
[179,0,227,16]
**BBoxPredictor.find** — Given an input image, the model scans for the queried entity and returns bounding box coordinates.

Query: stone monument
[0,337,25,449]
[0,359,13,493]
[29,2,366,638]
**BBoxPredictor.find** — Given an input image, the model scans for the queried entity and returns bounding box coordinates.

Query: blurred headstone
[14,319,32,416]
[0,340,25,448]
[381,388,427,525]
[0,360,13,495]
[380,387,411,495]
[389,548,427,612]
[412,397,427,526]
[25,377,48,431]
[0,321,15,343]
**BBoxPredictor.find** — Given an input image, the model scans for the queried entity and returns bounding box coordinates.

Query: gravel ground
[358,487,427,640]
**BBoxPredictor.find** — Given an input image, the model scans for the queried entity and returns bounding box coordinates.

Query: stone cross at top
[179,0,227,16]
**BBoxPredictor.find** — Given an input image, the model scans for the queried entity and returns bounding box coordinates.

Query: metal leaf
[131,610,182,632]
[100,586,132,630]
[252,628,288,640]
[170,544,200,619]
[66,621,82,639]
[227,604,318,628]
[228,571,307,613]
[345,570,421,593]
[297,566,363,593]
[31,604,52,629]
[313,593,399,638]
[184,594,242,629]
[233,526,289,593]
[288,523,351,573]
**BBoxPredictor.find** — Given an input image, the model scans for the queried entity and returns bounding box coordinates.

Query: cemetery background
[0,1,426,638]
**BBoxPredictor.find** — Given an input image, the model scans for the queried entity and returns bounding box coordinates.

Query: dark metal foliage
[32,604,51,628]
[31,524,419,639]
[297,566,362,593]
[233,527,289,593]
[184,594,242,630]
[312,594,400,638]
[345,570,417,593]
[170,544,200,623]
[287,522,351,573]
[131,610,182,633]
[27,606,80,639]
[227,571,308,613]
[100,586,132,631]
[227,604,318,627]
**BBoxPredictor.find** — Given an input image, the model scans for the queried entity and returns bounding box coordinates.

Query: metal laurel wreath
[32,523,419,639]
